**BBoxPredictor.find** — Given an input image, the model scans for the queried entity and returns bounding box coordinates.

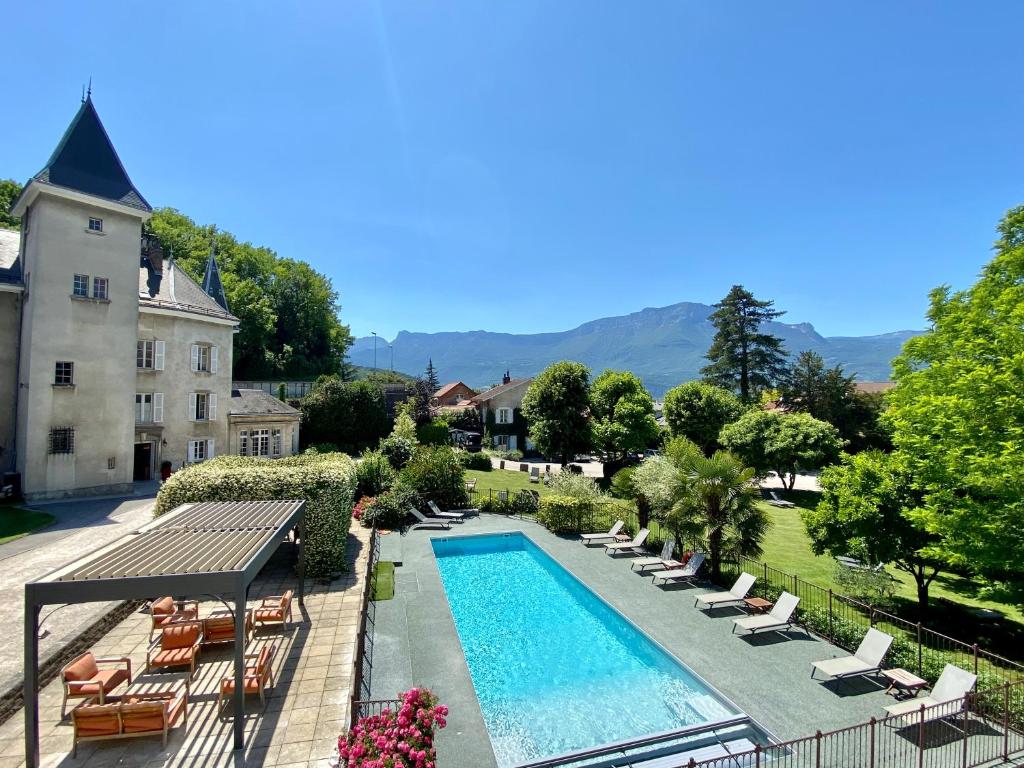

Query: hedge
[155,453,358,578]
[537,495,595,533]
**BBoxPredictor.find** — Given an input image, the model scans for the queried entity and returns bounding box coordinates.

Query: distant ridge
[349,301,920,397]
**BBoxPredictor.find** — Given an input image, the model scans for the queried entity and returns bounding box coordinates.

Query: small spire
[202,237,230,313]
[86,77,92,101]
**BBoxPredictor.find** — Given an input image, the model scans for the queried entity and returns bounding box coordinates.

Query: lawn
[372,561,395,601]
[759,490,1024,629]
[0,506,55,545]
[464,468,552,502]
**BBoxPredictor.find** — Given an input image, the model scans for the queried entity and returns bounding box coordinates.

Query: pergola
[23,499,308,768]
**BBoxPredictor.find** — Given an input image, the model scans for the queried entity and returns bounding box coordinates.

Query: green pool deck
[367,515,898,767]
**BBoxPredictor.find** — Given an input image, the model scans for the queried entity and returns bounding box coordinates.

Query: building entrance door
[133,443,152,481]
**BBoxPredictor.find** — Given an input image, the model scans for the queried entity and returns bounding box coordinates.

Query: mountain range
[348,302,922,398]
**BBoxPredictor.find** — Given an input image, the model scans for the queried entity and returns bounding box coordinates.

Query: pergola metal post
[233,578,248,750]
[24,592,40,768]
[297,516,307,606]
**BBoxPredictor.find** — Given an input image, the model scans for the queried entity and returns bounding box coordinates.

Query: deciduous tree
[300,380,389,453]
[589,370,660,478]
[662,381,744,454]
[521,361,593,466]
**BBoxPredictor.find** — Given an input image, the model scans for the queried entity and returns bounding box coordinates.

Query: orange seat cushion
[255,608,282,622]
[161,624,200,649]
[73,704,121,737]
[64,653,100,682]
[151,596,175,616]
[151,648,195,667]
[156,608,198,626]
[221,673,262,694]
[68,668,129,696]
[120,703,166,733]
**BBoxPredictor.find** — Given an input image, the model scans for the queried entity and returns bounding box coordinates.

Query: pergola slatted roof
[24,499,308,768]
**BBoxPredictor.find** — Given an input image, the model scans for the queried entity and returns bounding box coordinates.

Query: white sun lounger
[812,627,893,681]
[580,520,625,545]
[631,539,680,573]
[427,500,477,517]
[426,501,467,521]
[884,664,977,724]
[733,592,800,635]
[408,506,451,530]
[651,553,705,585]
[767,490,796,508]
[604,528,650,556]
[695,572,757,609]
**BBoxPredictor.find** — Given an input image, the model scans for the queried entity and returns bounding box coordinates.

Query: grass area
[759,490,1024,641]
[465,468,552,501]
[372,561,395,601]
[0,506,55,545]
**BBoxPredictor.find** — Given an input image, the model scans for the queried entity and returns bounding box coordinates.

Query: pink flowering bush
[353,496,376,522]
[339,688,448,768]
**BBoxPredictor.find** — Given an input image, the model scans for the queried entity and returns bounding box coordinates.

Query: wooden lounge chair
[631,539,681,573]
[766,490,796,508]
[71,683,188,756]
[733,592,800,635]
[604,528,650,556]
[580,520,625,545]
[812,627,893,681]
[147,621,202,678]
[149,596,199,640]
[426,501,466,521]
[695,572,756,610]
[60,651,132,718]
[883,664,977,724]
[217,644,277,714]
[254,591,294,630]
[202,609,255,645]
[408,506,450,530]
[652,552,705,585]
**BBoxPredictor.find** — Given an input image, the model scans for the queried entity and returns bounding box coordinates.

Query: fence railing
[233,380,316,398]
[688,680,1024,768]
[349,526,380,727]
[720,555,1024,690]
[351,698,403,723]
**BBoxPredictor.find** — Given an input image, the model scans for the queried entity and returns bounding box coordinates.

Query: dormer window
[88,217,103,233]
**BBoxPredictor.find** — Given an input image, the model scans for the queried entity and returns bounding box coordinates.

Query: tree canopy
[146,208,352,380]
[702,285,789,403]
[300,379,389,453]
[804,451,940,612]
[521,361,593,466]
[886,205,1024,594]
[719,409,843,489]
[0,179,21,230]
[662,381,744,454]
[589,370,659,474]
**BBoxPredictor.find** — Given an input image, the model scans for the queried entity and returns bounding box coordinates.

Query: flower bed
[340,688,448,767]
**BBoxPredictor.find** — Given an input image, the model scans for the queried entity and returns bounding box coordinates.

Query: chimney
[502,370,511,385]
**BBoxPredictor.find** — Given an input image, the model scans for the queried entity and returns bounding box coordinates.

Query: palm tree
[667,448,770,581]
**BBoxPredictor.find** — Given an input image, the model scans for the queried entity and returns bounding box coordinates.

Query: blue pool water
[432,532,741,766]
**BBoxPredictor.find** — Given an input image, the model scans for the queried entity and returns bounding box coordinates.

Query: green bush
[459,451,492,471]
[416,420,450,446]
[537,495,596,533]
[380,434,415,470]
[305,442,341,454]
[549,471,605,500]
[300,379,390,453]
[399,446,469,510]
[480,491,539,516]
[155,453,357,578]
[361,482,419,529]
[356,450,396,498]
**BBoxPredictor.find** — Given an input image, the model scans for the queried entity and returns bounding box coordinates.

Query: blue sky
[3,2,1023,341]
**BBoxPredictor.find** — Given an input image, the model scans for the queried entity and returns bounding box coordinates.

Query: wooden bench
[71,684,188,755]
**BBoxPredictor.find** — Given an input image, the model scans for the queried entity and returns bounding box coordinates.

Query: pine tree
[424,359,441,392]
[701,285,788,403]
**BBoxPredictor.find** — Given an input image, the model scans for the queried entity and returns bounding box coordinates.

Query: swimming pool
[432,531,750,766]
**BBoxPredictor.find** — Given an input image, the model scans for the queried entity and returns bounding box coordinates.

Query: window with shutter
[187,441,196,462]
[190,345,200,371]
[153,393,164,423]
[207,439,215,459]
[208,393,217,420]
[188,393,197,421]
[154,340,165,370]
[210,346,219,374]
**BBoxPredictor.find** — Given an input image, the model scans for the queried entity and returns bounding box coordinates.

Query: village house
[0,97,300,500]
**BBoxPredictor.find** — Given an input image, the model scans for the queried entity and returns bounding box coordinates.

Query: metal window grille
[48,427,75,455]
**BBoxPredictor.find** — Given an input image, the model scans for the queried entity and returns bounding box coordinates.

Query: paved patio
[0,524,372,768]
[369,516,897,767]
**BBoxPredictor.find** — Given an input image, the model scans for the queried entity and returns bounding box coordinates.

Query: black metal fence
[349,527,380,727]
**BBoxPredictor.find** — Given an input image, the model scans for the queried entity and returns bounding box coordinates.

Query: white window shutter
[208,393,218,421]
[187,441,196,463]
[210,346,219,374]
[190,344,199,371]
[154,340,165,370]
[207,439,215,458]
[153,393,164,423]
[188,392,197,421]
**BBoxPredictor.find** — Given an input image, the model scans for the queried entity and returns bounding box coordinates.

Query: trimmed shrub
[416,419,450,446]
[480,491,539,517]
[459,451,493,471]
[356,450,395,498]
[300,379,389,453]
[399,446,469,510]
[155,453,357,578]
[361,482,419,529]
[548,471,605,500]
[380,434,415,470]
[537,494,595,533]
